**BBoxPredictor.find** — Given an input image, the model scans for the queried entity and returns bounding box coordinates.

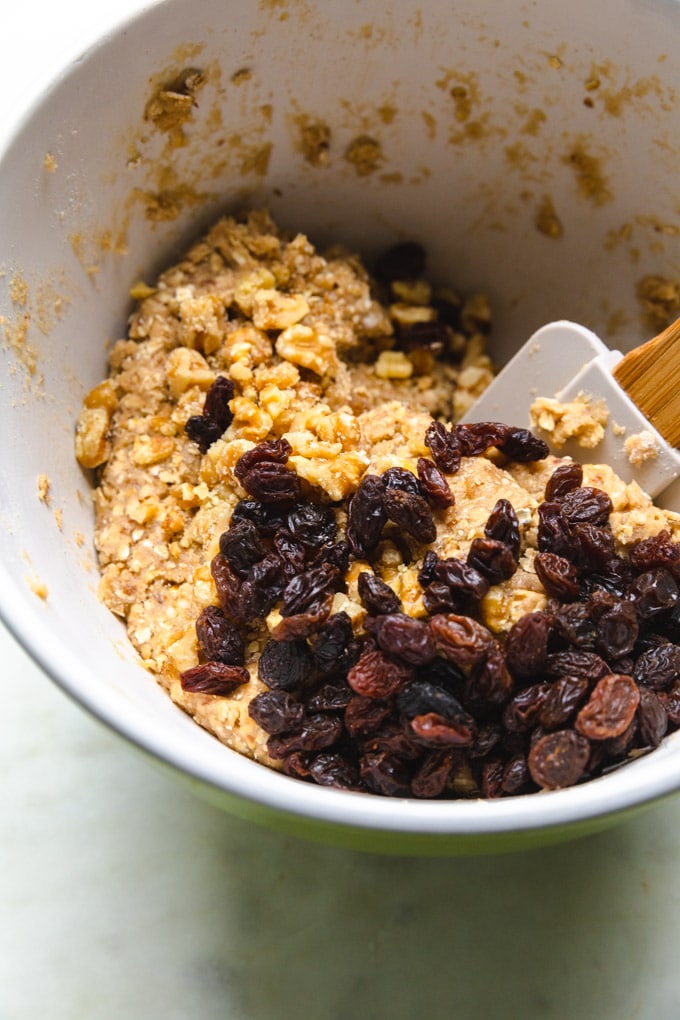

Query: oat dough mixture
[76,209,680,796]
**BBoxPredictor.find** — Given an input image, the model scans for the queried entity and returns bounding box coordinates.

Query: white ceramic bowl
[2,0,680,855]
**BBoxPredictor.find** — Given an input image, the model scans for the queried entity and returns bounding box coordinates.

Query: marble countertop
[4,4,680,1018]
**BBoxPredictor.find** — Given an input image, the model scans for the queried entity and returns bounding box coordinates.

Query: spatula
[461,317,680,503]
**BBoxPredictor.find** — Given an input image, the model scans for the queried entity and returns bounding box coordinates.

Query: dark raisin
[581,558,635,598]
[184,376,234,452]
[233,438,292,482]
[545,650,610,681]
[184,415,223,453]
[501,755,531,795]
[504,612,552,678]
[553,602,597,649]
[248,689,305,734]
[245,553,290,615]
[347,646,414,698]
[240,461,302,504]
[528,730,591,789]
[535,551,581,600]
[503,683,551,732]
[211,554,251,622]
[627,568,679,619]
[633,643,680,690]
[271,596,333,641]
[344,696,393,738]
[312,612,354,673]
[470,722,503,759]
[497,427,549,462]
[375,240,426,283]
[430,613,494,667]
[308,752,360,790]
[417,550,439,587]
[370,613,436,665]
[286,502,337,547]
[453,421,512,457]
[467,537,517,584]
[595,600,639,659]
[382,466,422,497]
[280,563,340,616]
[559,486,613,526]
[411,750,460,798]
[661,682,680,726]
[630,530,680,576]
[537,502,576,559]
[357,572,402,615]
[218,520,265,577]
[383,487,437,544]
[345,474,387,557]
[307,679,353,712]
[572,523,616,570]
[538,676,589,729]
[432,556,489,606]
[636,687,669,747]
[195,605,245,665]
[267,713,343,758]
[180,661,249,695]
[409,712,476,747]
[545,461,583,501]
[424,420,462,474]
[575,674,640,740]
[312,540,352,575]
[397,680,466,721]
[468,643,514,707]
[416,457,455,509]
[258,638,314,692]
[230,498,288,537]
[484,499,521,560]
[360,751,412,797]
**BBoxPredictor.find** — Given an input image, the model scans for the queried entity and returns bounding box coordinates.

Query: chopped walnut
[530,393,609,448]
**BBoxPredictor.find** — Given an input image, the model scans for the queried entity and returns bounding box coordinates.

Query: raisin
[484,499,521,560]
[218,520,265,577]
[528,730,591,789]
[453,421,511,457]
[344,696,393,738]
[370,613,436,665]
[627,568,678,619]
[630,530,680,576]
[595,600,639,659]
[559,486,613,526]
[308,752,360,790]
[258,638,314,692]
[184,376,234,452]
[383,487,437,544]
[286,502,337,547]
[248,689,305,734]
[582,558,635,599]
[312,612,354,673]
[430,613,494,667]
[545,461,583,501]
[357,572,402,615]
[233,438,292,481]
[230,498,288,537]
[503,683,550,732]
[424,420,462,474]
[534,551,581,600]
[545,650,610,681]
[553,602,596,649]
[409,712,476,747]
[307,679,353,712]
[411,750,460,798]
[397,680,466,721]
[312,540,352,576]
[572,523,616,570]
[633,643,680,690]
[281,752,313,781]
[375,240,426,283]
[417,550,439,587]
[382,466,422,497]
[180,661,249,695]
[636,687,669,747]
[575,674,640,740]
[467,537,517,584]
[346,474,387,557]
[280,563,340,616]
[245,553,290,616]
[416,457,455,509]
[498,427,549,462]
[501,755,531,795]
[538,676,589,729]
[195,605,245,665]
[267,713,343,758]
[504,612,552,678]
[240,461,302,504]
[537,502,575,559]
[211,554,250,622]
[432,556,489,606]
[661,683,680,726]
[271,596,333,641]
[360,751,412,797]
[347,646,414,698]
[470,722,503,759]
[468,643,514,706]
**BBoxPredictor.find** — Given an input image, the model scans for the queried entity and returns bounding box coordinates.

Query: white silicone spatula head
[461,320,680,501]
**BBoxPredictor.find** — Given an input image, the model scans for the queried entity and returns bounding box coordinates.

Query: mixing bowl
[1,0,679,855]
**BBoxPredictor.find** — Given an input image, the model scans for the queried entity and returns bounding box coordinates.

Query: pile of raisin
[181,415,680,798]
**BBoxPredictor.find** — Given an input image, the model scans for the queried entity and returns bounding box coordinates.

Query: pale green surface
[3,618,680,1020]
